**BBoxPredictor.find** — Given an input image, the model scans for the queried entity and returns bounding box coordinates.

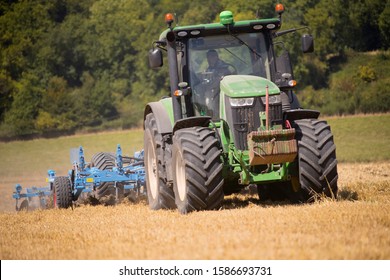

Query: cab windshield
[187,32,270,118]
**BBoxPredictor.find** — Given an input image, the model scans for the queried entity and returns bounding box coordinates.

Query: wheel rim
[175,151,187,201]
[146,138,158,199]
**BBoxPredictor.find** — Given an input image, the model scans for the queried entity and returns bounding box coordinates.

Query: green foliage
[359,79,390,113]
[379,1,390,48]
[304,0,386,58]
[0,0,389,138]
[219,0,274,20]
[299,50,390,115]
[1,72,43,137]
[36,76,76,131]
[0,70,13,121]
[71,72,117,127]
[358,65,377,83]
[0,0,55,78]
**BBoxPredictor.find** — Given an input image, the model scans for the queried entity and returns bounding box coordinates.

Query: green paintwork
[224,147,292,184]
[221,75,280,98]
[160,97,175,126]
[215,75,288,185]
[219,11,234,25]
[240,163,290,184]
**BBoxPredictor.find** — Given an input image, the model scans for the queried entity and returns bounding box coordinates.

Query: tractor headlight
[229,97,254,107]
[260,94,281,105]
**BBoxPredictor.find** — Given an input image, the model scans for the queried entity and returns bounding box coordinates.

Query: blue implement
[12,144,146,210]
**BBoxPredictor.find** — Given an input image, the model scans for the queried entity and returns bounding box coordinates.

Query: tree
[2,72,43,136]
[41,13,89,87]
[0,0,55,79]
[0,70,13,121]
[35,76,76,132]
[379,1,390,49]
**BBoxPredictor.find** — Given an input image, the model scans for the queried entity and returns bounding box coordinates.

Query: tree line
[0,0,389,139]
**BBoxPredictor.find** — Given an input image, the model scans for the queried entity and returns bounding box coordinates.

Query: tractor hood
[220,75,280,98]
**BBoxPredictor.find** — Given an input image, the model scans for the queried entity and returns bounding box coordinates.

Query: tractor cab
[149,8,287,120]
[149,7,313,123]
[187,32,271,119]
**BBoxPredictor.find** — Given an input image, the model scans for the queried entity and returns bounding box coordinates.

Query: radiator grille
[225,96,283,150]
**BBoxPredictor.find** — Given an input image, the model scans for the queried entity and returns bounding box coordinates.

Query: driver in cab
[205,49,232,77]
[192,49,234,118]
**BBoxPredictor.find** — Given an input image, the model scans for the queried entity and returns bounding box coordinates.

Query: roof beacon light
[275,4,285,15]
[165,13,175,28]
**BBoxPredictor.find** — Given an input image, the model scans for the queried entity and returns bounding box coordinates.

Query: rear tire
[293,119,338,201]
[144,113,176,210]
[53,176,73,209]
[172,127,224,214]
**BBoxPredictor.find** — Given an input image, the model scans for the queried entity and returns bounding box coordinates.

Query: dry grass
[1,162,389,260]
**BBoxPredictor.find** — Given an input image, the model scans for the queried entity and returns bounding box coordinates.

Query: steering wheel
[200,71,215,84]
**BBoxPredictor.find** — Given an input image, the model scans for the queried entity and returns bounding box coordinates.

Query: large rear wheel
[172,127,224,214]
[144,113,176,210]
[293,119,338,201]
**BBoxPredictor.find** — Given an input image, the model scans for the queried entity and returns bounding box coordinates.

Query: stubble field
[0,114,389,260]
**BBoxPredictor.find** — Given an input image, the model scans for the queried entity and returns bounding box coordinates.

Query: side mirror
[148,48,163,68]
[301,34,314,53]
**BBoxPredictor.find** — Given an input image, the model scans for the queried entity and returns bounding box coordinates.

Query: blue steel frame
[12,170,56,211]
[12,144,145,210]
[71,144,146,201]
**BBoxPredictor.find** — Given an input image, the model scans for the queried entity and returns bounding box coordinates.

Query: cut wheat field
[0,114,389,260]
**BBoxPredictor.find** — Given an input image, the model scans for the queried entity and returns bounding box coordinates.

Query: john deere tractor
[144,4,338,214]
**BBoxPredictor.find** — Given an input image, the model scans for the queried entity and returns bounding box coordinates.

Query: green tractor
[144,4,338,214]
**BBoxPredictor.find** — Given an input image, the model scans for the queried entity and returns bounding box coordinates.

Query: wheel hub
[175,151,187,201]
[146,142,158,199]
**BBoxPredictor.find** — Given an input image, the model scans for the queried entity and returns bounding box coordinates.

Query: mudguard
[284,109,320,122]
[173,116,211,134]
[144,100,173,134]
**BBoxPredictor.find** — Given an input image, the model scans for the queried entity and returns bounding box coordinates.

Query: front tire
[144,113,176,210]
[172,127,224,214]
[293,119,338,201]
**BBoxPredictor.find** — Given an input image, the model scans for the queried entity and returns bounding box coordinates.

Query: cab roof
[159,12,281,41]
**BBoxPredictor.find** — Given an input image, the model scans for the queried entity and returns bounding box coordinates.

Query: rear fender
[173,116,211,134]
[284,109,320,123]
[144,100,173,134]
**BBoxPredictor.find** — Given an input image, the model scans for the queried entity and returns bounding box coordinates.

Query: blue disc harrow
[12,144,145,211]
